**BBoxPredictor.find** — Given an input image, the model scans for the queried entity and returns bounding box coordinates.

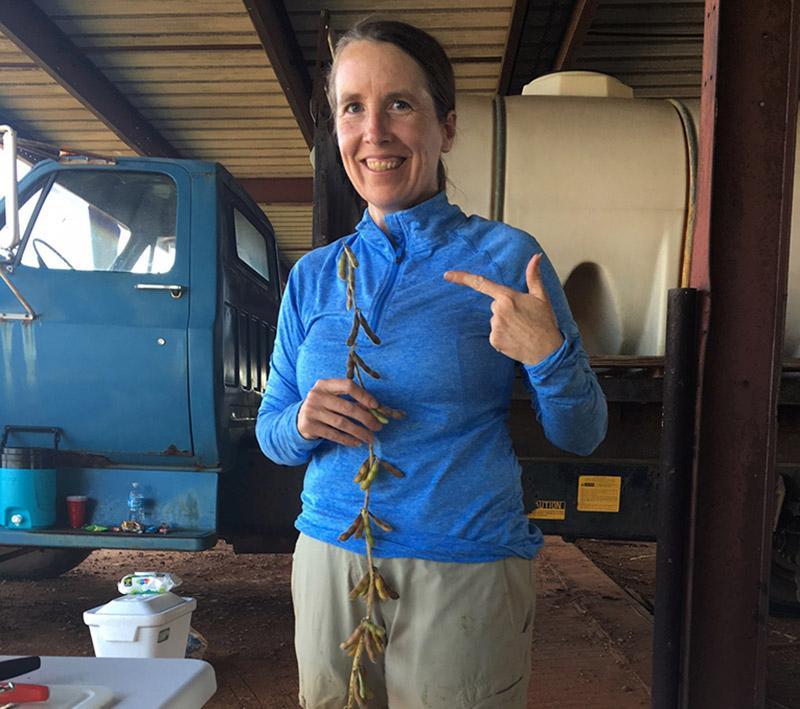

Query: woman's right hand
[297,378,383,447]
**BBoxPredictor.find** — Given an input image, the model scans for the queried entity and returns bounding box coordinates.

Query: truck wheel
[0,546,92,579]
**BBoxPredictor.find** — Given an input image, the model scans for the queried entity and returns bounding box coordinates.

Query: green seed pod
[361,509,374,547]
[370,408,389,424]
[380,459,406,478]
[357,666,367,700]
[366,458,380,484]
[354,457,371,483]
[346,352,355,380]
[348,571,370,600]
[376,573,392,601]
[364,620,386,637]
[346,283,353,311]
[353,352,380,379]
[356,311,381,345]
[337,250,347,281]
[344,243,359,268]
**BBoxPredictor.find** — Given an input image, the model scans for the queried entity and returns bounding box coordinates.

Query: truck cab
[0,155,299,570]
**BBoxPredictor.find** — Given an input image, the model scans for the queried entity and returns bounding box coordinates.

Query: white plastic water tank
[446,72,689,356]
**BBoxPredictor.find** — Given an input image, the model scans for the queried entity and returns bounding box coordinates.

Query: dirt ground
[1,540,799,708]
[0,544,298,707]
[576,539,800,709]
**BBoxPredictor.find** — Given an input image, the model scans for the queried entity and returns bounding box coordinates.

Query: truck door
[0,165,193,461]
[219,181,280,424]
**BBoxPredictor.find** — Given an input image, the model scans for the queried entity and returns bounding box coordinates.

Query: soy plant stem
[338,244,400,709]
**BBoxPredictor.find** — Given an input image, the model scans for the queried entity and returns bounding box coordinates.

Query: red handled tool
[0,679,50,702]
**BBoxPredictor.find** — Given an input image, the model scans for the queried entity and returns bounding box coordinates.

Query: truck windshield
[7,170,177,273]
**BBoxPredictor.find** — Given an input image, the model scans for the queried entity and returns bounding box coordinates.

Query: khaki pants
[291,533,536,709]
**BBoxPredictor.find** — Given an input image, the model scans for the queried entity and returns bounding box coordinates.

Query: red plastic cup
[66,495,88,529]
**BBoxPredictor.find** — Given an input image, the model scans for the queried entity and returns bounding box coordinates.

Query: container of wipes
[118,571,181,595]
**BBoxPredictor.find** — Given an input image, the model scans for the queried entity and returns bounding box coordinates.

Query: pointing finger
[525,254,550,302]
[443,270,513,300]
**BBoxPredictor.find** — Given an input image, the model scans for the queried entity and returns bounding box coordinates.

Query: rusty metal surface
[685,1,800,707]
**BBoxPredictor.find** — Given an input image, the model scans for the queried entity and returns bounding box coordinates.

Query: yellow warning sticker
[577,476,621,513]
[528,500,566,521]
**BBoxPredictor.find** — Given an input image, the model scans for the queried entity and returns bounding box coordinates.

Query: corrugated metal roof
[0,0,707,262]
[572,0,703,98]
[34,0,311,177]
[0,33,132,155]
[260,203,314,264]
[290,0,514,95]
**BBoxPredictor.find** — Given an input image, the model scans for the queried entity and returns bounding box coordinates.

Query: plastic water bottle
[127,482,144,523]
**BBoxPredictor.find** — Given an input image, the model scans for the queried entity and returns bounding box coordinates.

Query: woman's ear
[441,110,457,153]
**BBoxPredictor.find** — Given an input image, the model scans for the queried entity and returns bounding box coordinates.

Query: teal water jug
[0,428,59,529]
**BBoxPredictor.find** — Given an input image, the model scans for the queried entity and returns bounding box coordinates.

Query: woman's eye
[343,103,363,115]
[390,99,411,111]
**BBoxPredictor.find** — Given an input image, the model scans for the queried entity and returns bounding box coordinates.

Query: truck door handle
[135,283,187,299]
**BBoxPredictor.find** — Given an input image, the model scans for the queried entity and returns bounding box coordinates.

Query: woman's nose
[363,110,389,144]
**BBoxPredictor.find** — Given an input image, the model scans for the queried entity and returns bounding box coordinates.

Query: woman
[257,19,607,709]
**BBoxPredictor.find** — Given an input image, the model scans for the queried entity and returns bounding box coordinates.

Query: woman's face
[333,40,456,231]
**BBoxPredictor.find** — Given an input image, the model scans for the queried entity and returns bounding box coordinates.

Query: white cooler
[83,592,197,659]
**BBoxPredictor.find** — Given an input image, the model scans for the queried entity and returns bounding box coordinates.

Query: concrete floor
[1,537,797,707]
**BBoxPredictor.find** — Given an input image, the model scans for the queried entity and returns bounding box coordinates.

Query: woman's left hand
[444,253,564,366]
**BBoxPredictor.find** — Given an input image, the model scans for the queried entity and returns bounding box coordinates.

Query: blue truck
[0,140,305,577]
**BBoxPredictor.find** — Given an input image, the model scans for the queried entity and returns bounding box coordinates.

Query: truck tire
[0,546,92,579]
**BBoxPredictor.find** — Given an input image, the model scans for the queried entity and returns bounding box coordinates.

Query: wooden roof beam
[0,1,179,158]
[553,0,600,72]
[243,0,314,149]
[239,177,312,204]
[497,0,530,95]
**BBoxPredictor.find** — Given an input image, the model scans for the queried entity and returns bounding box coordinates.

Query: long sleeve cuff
[521,335,607,456]
[256,399,321,466]
[522,331,572,384]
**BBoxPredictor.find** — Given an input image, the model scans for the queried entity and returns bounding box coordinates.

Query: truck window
[0,187,43,254]
[233,208,271,283]
[15,170,177,274]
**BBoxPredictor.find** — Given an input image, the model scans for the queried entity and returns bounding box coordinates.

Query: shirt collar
[354,192,466,259]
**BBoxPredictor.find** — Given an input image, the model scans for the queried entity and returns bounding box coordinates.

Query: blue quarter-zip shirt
[257,192,607,562]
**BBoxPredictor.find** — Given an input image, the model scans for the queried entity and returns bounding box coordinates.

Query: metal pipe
[0,267,35,321]
[652,287,697,709]
[0,125,18,251]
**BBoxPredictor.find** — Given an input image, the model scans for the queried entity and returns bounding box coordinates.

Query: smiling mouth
[364,158,405,172]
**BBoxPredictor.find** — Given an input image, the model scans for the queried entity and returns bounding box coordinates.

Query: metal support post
[653,288,698,708]
[684,1,800,706]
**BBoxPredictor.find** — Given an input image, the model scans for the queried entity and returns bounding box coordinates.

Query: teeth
[366,158,402,171]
